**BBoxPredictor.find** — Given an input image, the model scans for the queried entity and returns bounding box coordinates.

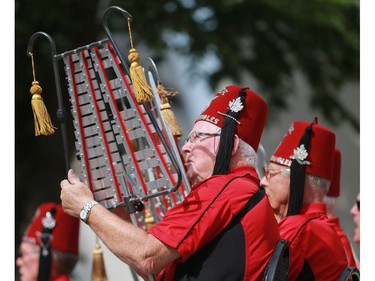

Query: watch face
[80,209,87,220]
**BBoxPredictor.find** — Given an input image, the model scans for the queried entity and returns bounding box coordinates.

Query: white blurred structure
[72,222,141,281]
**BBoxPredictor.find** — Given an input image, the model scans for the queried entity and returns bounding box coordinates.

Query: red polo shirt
[149,166,280,281]
[327,216,358,268]
[279,202,348,280]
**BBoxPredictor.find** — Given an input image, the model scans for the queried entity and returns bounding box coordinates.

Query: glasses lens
[356,200,360,211]
[185,132,196,144]
[191,132,198,143]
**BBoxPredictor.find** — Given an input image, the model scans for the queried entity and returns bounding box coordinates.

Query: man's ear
[232,134,240,156]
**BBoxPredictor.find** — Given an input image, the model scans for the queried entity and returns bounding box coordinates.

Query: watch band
[80,200,98,223]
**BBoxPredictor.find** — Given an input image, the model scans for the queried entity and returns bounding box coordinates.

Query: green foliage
[107,0,359,129]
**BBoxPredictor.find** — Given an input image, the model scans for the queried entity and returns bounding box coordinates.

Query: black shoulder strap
[236,187,265,220]
[160,182,265,281]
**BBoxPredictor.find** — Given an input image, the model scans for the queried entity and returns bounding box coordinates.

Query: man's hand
[60,169,94,217]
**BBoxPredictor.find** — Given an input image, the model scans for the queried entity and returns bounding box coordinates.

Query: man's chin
[186,170,197,186]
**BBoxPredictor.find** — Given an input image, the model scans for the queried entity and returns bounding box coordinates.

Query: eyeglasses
[263,165,290,180]
[184,131,220,144]
[356,200,360,211]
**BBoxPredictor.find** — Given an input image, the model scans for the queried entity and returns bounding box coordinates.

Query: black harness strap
[236,187,265,220]
[162,187,266,281]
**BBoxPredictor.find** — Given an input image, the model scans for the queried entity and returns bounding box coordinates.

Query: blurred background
[14,0,361,280]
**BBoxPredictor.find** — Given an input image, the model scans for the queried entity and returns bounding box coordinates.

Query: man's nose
[260,176,268,187]
[181,141,191,153]
[16,256,23,266]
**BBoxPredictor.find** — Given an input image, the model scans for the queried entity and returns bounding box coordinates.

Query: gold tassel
[28,52,57,136]
[144,204,155,230]
[127,17,153,104]
[92,237,108,281]
[157,81,183,138]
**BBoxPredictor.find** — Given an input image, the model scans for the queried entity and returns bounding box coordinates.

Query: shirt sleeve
[148,175,255,261]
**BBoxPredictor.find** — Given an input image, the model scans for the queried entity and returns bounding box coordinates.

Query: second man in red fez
[260,119,348,280]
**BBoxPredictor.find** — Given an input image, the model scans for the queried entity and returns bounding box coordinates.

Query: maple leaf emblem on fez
[291,144,311,165]
[228,97,244,113]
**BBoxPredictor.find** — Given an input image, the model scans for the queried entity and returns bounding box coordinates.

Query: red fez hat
[327,148,341,197]
[270,120,336,180]
[23,202,80,255]
[196,85,268,152]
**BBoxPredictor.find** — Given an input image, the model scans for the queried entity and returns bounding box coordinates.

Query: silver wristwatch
[79,200,98,223]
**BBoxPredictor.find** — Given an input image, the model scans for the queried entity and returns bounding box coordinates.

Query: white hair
[323,195,337,217]
[272,168,331,203]
[230,139,258,168]
[305,174,331,195]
